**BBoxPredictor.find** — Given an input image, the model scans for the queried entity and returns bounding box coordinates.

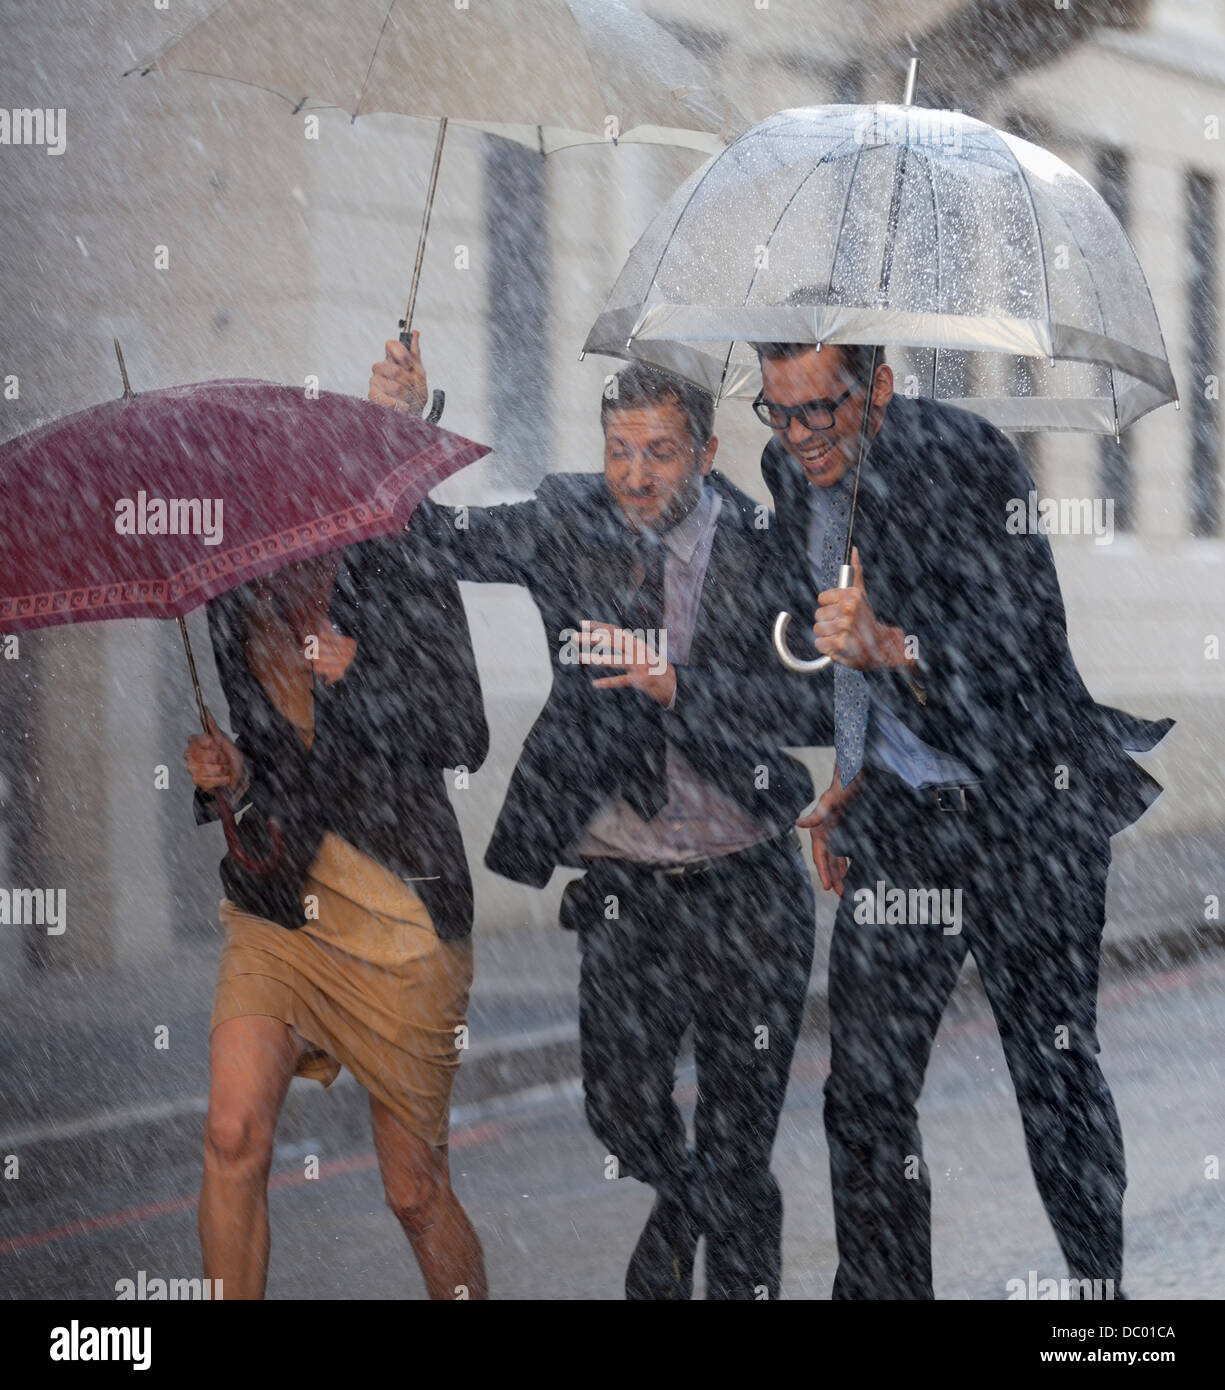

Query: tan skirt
[210,831,473,1147]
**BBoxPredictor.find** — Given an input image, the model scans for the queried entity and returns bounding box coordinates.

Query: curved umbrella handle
[773,611,833,673]
[214,787,285,877]
[772,563,855,674]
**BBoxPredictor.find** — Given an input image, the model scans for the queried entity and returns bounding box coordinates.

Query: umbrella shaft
[843,133,914,559]
[843,343,882,565]
[403,116,449,337]
[178,616,209,733]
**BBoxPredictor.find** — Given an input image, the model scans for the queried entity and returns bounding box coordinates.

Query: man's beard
[643,465,704,534]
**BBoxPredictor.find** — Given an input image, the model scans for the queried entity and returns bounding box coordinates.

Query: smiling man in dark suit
[758,332,1172,1300]
[371,341,833,1300]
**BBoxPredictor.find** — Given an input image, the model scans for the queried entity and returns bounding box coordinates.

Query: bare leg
[199,1014,306,1299]
[369,1095,488,1300]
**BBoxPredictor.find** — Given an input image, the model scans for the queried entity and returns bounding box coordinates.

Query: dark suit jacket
[194,501,489,940]
[763,393,1172,842]
[441,469,835,888]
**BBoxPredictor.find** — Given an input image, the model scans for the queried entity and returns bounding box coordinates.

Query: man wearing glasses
[755,327,1170,1300]
[370,338,832,1299]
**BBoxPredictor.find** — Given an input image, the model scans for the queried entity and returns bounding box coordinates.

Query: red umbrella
[0,344,490,870]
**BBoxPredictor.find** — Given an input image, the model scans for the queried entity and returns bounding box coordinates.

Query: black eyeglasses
[752,385,855,433]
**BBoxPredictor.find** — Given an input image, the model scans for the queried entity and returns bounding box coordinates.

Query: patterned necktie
[821,483,869,788]
[619,529,668,819]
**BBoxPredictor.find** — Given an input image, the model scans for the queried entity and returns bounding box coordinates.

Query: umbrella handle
[395,328,444,421]
[214,785,285,877]
[772,564,854,674]
[182,624,285,877]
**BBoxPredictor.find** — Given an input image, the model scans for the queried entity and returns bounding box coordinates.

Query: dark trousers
[562,832,815,1299]
[825,773,1126,1299]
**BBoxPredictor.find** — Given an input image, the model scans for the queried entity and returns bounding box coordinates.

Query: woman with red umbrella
[0,346,493,1299]
[184,470,490,1300]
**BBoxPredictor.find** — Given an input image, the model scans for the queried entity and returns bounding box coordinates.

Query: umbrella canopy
[127,0,744,402]
[127,0,742,154]
[0,377,489,631]
[583,103,1178,434]
[0,371,489,872]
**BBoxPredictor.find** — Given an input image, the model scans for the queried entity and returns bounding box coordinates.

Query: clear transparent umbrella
[583,86,1178,674]
[582,101,1178,436]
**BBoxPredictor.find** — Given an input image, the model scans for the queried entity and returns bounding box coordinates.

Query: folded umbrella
[0,344,490,866]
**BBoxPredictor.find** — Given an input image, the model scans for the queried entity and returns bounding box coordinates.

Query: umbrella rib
[354,0,400,121]
[713,339,738,403]
[635,167,721,336]
[563,0,736,139]
[1049,206,1121,429]
[922,148,944,398]
[137,67,335,111]
[122,0,228,76]
[1073,180,1181,418]
[997,134,1055,358]
[635,112,802,314]
[715,133,852,396]
[824,141,867,308]
[561,0,632,131]
[745,140,847,309]
[668,122,854,396]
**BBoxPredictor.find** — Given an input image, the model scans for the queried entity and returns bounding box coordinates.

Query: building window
[1095,145,1133,531]
[1187,169,1221,537]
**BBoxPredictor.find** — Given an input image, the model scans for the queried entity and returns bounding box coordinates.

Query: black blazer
[763,393,1172,841]
[442,469,836,888]
[193,501,489,940]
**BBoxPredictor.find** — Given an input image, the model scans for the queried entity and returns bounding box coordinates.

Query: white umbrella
[127,0,744,403]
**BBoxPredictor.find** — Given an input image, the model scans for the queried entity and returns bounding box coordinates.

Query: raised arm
[370,335,546,586]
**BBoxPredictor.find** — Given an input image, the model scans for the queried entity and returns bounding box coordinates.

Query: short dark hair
[751,287,884,390]
[601,362,715,453]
